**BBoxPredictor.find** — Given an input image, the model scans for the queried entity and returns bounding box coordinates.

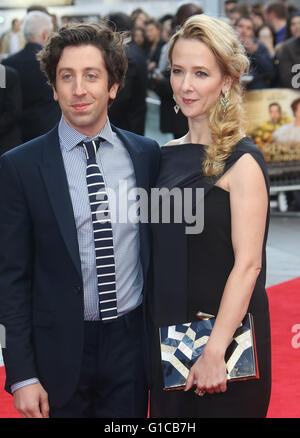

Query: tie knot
[81,138,103,161]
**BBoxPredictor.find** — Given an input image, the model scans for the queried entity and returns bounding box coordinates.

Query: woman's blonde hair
[168,14,250,177]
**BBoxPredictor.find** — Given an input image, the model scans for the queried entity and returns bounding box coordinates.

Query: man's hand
[14,383,49,418]
[243,38,259,54]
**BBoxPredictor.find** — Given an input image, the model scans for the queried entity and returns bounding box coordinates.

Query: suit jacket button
[75,286,82,294]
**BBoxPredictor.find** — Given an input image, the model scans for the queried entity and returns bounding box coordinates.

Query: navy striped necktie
[81,138,118,322]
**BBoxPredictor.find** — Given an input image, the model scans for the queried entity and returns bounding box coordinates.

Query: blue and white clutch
[159,312,259,391]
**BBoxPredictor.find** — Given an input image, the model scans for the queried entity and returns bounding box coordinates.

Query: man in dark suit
[107,12,148,136]
[0,65,22,154]
[0,22,160,418]
[277,36,300,88]
[2,11,61,143]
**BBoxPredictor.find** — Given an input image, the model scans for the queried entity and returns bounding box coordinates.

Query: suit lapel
[111,125,150,279]
[39,127,82,279]
[111,125,146,190]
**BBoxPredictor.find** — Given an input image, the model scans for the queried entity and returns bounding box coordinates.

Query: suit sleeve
[0,154,38,391]
[277,44,294,88]
[0,66,22,135]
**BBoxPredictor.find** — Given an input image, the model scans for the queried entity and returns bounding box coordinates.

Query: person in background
[145,18,164,78]
[1,19,25,55]
[156,16,173,74]
[250,4,265,29]
[1,11,61,143]
[276,33,300,88]
[264,2,288,45]
[268,102,283,125]
[224,0,238,18]
[255,23,276,57]
[227,4,250,25]
[132,26,148,52]
[149,13,271,419]
[27,4,49,14]
[0,65,22,154]
[235,16,276,89]
[107,12,148,135]
[130,8,149,29]
[273,97,300,143]
[174,2,203,27]
[50,14,59,32]
[284,11,300,39]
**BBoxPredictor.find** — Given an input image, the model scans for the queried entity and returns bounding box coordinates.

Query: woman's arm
[185,153,268,395]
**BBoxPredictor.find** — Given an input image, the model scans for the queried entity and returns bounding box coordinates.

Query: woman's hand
[184,349,228,396]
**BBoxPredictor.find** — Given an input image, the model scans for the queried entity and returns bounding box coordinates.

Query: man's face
[225,2,237,17]
[12,19,21,32]
[269,104,281,123]
[264,11,275,27]
[53,44,119,136]
[293,102,300,120]
[235,18,255,41]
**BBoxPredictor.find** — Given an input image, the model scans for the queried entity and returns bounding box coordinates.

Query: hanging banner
[243,88,300,163]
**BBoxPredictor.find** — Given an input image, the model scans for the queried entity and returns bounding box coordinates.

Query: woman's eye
[172,69,182,74]
[196,71,208,77]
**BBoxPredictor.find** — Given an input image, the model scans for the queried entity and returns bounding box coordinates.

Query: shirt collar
[58,116,115,152]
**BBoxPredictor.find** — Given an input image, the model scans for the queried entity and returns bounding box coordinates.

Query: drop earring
[173,95,180,114]
[220,89,230,112]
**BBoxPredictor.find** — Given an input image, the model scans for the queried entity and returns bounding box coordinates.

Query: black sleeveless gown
[148,137,271,418]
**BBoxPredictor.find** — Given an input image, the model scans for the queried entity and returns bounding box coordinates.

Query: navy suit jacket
[2,43,61,143]
[0,124,160,408]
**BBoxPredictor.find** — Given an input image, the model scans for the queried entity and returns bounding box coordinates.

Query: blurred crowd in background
[0,1,299,154]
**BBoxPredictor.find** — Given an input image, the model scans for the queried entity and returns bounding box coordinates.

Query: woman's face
[290,16,300,37]
[135,13,147,29]
[171,38,230,121]
[146,24,160,43]
[133,29,145,46]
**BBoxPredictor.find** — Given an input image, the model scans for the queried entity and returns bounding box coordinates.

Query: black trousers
[50,305,148,418]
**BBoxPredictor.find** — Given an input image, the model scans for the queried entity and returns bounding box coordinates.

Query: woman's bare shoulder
[164,134,189,146]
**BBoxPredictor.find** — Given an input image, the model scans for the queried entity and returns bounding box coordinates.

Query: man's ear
[109,83,120,101]
[53,86,58,102]
[41,29,49,45]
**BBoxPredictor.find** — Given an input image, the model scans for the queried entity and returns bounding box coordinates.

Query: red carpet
[0,277,299,418]
[0,367,20,418]
[266,276,300,418]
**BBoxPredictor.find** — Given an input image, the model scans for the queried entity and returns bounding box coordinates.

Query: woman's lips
[182,98,197,105]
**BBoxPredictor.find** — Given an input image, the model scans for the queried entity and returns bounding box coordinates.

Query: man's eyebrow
[57,67,102,73]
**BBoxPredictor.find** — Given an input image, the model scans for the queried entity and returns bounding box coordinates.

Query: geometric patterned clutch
[159,312,259,391]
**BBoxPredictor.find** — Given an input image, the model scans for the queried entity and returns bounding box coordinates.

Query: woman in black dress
[149,14,271,418]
